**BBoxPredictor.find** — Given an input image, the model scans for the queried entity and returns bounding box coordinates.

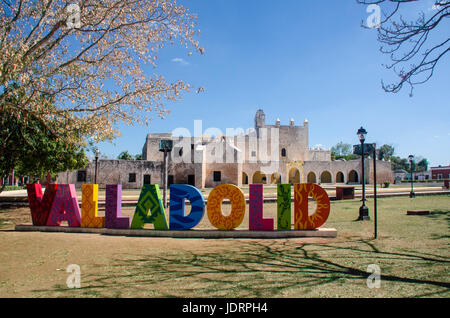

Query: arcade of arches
[320,171,332,183]
[348,170,359,183]
[241,169,359,185]
[336,171,345,183]
[288,168,301,184]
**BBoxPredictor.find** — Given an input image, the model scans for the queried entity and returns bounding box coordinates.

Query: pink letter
[46,184,81,227]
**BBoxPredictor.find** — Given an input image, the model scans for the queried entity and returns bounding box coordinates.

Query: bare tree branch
[358,0,450,95]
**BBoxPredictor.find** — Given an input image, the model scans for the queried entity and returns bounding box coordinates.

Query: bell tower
[254,109,266,137]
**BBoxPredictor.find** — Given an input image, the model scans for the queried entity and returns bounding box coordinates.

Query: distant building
[0,171,30,188]
[431,165,450,180]
[393,169,408,183]
[414,170,431,181]
[57,110,394,189]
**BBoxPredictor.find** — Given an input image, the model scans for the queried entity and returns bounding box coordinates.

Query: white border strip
[15,224,337,238]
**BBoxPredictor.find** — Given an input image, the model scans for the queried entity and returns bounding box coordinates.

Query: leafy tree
[390,156,409,171]
[134,154,143,160]
[331,142,359,161]
[331,142,353,156]
[416,158,429,172]
[359,0,449,95]
[377,144,395,161]
[118,151,133,161]
[0,94,88,193]
[390,155,429,173]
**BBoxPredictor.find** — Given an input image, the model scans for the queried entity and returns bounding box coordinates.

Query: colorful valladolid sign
[26,183,331,231]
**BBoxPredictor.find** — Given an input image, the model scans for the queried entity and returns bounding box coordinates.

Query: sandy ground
[2,194,448,298]
[0,204,335,297]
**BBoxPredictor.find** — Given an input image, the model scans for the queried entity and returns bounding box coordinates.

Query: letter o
[207,184,246,230]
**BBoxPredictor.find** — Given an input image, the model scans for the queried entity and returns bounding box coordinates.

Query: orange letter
[294,183,330,230]
[81,184,105,228]
[207,184,245,230]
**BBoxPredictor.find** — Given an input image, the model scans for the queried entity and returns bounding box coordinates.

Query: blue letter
[169,184,205,230]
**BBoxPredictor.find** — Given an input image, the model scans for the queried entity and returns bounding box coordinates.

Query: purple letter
[249,184,273,231]
[105,184,130,229]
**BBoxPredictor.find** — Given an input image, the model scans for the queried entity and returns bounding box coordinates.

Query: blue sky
[95,0,449,167]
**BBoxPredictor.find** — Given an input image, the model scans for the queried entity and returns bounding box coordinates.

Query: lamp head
[159,139,173,152]
[357,127,367,142]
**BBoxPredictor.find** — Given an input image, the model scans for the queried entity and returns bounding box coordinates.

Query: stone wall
[56,159,163,189]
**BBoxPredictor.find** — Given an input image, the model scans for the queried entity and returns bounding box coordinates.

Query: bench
[336,186,355,200]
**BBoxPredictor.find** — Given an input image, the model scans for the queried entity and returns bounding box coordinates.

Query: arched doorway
[252,171,267,184]
[307,172,316,183]
[348,170,359,183]
[320,171,332,183]
[288,168,300,184]
[242,172,249,185]
[336,171,345,183]
[271,172,281,184]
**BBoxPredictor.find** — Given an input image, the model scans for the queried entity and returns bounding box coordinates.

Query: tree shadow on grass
[32,239,450,298]
[425,210,449,240]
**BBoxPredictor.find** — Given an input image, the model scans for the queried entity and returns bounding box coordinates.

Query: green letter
[130,185,168,230]
[277,184,291,230]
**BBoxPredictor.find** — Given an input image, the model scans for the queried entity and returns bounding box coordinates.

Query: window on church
[281,148,286,157]
[129,173,136,183]
[77,170,86,182]
[251,151,256,157]
[213,171,221,182]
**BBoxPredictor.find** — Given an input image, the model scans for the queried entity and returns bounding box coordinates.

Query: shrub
[2,185,24,191]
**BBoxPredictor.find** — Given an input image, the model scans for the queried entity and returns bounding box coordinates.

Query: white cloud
[171,57,189,66]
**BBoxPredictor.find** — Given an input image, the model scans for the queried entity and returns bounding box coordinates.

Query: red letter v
[26,184,58,226]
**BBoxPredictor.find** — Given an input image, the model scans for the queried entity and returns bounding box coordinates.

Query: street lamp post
[94,149,100,184]
[408,155,415,198]
[159,139,173,208]
[371,144,378,238]
[357,127,370,221]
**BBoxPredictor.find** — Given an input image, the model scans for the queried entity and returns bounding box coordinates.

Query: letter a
[130,185,168,230]
[46,184,81,227]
